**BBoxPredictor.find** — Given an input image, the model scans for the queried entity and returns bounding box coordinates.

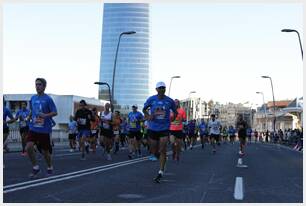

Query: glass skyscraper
[99,3,150,112]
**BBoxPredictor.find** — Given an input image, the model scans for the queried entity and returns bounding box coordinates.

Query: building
[99,3,150,114]
[4,94,105,130]
[253,99,301,131]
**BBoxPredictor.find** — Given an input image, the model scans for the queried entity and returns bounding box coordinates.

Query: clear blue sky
[3,2,303,107]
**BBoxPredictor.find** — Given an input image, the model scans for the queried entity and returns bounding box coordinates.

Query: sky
[2,2,304,108]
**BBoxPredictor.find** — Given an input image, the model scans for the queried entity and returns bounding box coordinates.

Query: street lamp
[256,91,268,131]
[261,75,276,137]
[187,91,196,121]
[168,75,181,96]
[94,81,113,112]
[112,31,136,107]
[281,29,303,60]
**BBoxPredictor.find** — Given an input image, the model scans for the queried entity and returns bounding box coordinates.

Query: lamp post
[256,91,268,131]
[112,31,136,108]
[261,75,276,137]
[281,29,303,60]
[168,75,181,96]
[94,82,113,112]
[187,91,196,121]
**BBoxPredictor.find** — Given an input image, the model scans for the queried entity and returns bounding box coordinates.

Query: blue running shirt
[29,94,57,134]
[143,95,176,131]
[128,111,144,132]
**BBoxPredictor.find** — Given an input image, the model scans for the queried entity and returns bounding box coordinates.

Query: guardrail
[6,129,69,144]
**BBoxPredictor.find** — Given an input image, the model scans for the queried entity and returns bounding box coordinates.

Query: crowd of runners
[3,78,303,183]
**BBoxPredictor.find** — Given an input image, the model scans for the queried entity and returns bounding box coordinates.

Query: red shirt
[170,108,186,131]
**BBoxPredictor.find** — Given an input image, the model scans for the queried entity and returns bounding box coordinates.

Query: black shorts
[27,130,52,154]
[229,135,236,138]
[200,133,208,138]
[100,128,113,138]
[68,133,77,140]
[148,130,169,141]
[170,130,184,139]
[188,132,196,138]
[210,134,220,141]
[128,131,142,141]
[20,126,29,135]
[91,130,99,138]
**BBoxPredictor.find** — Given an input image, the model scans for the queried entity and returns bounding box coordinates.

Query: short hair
[35,78,47,87]
[80,99,87,106]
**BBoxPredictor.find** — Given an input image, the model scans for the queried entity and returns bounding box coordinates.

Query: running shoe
[148,155,158,161]
[106,154,112,161]
[212,149,216,154]
[239,150,245,156]
[29,168,41,178]
[21,152,27,156]
[69,149,74,152]
[201,144,204,149]
[154,173,162,183]
[46,168,53,176]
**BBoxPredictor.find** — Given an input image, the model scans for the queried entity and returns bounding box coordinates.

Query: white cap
[156,81,166,88]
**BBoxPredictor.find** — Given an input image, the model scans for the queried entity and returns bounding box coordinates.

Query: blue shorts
[77,130,91,139]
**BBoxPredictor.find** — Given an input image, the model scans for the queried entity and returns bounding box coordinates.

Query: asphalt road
[3,141,303,203]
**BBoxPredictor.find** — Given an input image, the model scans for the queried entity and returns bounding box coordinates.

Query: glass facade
[99,3,150,112]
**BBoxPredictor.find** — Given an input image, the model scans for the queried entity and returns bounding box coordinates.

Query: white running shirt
[208,119,221,135]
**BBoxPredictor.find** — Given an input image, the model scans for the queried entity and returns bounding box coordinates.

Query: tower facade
[99,3,150,112]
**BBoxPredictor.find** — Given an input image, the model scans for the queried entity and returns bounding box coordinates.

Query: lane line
[4,158,147,193]
[234,177,244,200]
[4,157,147,189]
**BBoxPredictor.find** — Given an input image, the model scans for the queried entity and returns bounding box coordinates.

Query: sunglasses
[157,87,166,89]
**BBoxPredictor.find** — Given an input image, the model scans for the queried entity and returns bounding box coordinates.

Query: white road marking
[4,157,147,192]
[234,177,244,200]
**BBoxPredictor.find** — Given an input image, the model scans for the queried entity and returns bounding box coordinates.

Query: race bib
[91,130,97,134]
[154,107,166,120]
[33,116,44,128]
[130,122,137,128]
[20,121,27,128]
[113,130,119,135]
[79,118,86,125]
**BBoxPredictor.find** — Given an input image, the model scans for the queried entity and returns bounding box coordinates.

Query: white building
[4,94,106,130]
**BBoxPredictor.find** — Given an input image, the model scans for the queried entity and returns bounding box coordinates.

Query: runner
[236,114,248,155]
[90,107,100,154]
[254,129,259,143]
[198,118,208,149]
[188,119,197,150]
[127,105,144,159]
[119,117,128,148]
[208,114,221,154]
[169,99,186,162]
[74,100,93,160]
[112,110,122,154]
[15,101,30,156]
[26,78,57,178]
[247,127,252,143]
[143,81,177,183]
[100,103,113,161]
[228,125,236,144]
[67,115,78,152]
[3,97,15,154]
[222,126,228,144]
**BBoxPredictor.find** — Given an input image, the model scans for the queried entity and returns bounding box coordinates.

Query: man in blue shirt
[127,105,144,158]
[3,97,15,153]
[198,118,208,149]
[15,101,30,156]
[143,81,177,183]
[26,78,57,178]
